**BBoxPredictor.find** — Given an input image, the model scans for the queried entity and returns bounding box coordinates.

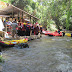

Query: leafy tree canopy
[1,0,72,30]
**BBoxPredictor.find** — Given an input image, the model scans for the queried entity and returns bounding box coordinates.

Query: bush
[0,56,4,63]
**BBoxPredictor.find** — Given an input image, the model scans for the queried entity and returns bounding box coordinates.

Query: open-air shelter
[0,1,39,38]
[0,1,39,23]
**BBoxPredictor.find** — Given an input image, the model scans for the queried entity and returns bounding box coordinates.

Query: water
[0,35,72,72]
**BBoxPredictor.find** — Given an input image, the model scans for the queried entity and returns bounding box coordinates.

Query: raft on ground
[65,33,72,37]
[43,30,62,36]
[0,38,28,47]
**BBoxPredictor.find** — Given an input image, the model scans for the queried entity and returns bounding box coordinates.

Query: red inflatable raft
[43,30,62,36]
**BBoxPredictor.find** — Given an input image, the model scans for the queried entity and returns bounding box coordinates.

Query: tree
[66,0,71,29]
[1,0,72,30]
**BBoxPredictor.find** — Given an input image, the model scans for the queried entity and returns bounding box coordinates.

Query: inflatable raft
[0,38,28,48]
[52,32,62,36]
[47,32,62,36]
[42,30,50,35]
[43,30,62,36]
[65,33,72,37]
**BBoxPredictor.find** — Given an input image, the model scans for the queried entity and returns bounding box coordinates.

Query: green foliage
[66,0,71,29]
[11,0,30,9]
[24,5,33,13]
[0,0,10,3]
[1,0,72,30]
[0,56,4,63]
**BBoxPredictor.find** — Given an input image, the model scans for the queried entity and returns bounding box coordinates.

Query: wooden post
[33,19,34,24]
[30,16,31,22]
[22,12,23,21]
[6,25,7,32]
[12,7,14,20]
[18,11,20,20]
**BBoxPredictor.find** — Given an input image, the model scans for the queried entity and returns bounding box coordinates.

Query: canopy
[0,2,39,20]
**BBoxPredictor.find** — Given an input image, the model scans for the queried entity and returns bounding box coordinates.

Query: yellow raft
[65,33,71,37]
[3,38,28,45]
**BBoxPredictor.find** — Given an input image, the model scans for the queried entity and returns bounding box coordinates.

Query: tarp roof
[0,2,39,20]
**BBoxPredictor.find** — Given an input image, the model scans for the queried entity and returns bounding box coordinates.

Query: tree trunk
[52,16,60,29]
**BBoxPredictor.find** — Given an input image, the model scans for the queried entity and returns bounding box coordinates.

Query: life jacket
[26,25,30,30]
[40,27,42,30]
[18,27,22,30]
[22,25,26,31]
[18,22,21,26]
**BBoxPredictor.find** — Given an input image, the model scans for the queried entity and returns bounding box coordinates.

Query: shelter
[0,1,39,23]
[0,1,39,38]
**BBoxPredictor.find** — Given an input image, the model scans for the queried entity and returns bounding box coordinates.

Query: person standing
[58,29,60,34]
[22,24,26,36]
[62,30,65,37]
[35,26,39,39]
[31,25,34,39]
[11,19,18,38]
[40,25,43,37]
[26,23,31,38]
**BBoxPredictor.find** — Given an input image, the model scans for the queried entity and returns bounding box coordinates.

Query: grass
[0,56,4,63]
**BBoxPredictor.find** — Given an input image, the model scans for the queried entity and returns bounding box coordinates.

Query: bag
[5,32,9,38]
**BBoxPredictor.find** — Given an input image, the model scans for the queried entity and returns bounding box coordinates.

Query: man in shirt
[11,19,18,38]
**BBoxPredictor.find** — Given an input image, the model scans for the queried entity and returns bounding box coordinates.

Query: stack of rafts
[0,38,28,47]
